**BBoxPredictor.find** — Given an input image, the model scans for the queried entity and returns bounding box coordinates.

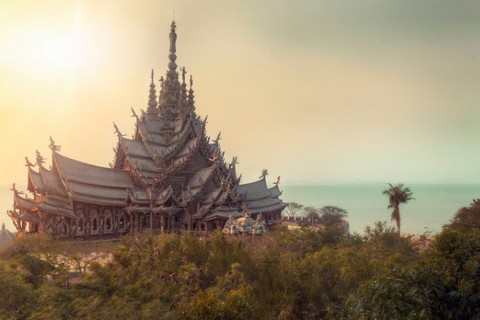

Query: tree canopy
[444,198,480,232]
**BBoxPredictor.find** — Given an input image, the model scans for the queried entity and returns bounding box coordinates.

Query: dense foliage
[0,216,479,319]
[444,198,480,232]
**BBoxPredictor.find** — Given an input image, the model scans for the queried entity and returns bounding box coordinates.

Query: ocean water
[1,183,479,235]
[281,183,480,235]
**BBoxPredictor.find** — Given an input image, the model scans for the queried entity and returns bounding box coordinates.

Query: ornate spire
[158,76,165,106]
[187,75,195,111]
[170,21,177,53]
[178,66,188,114]
[159,21,180,122]
[147,69,159,114]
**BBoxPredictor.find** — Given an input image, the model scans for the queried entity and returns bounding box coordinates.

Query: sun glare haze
[1,0,480,185]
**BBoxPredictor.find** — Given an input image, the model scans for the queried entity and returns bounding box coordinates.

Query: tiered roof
[237,177,288,214]
[109,21,240,219]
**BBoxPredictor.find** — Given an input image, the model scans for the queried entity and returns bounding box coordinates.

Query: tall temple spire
[187,74,195,111]
[170,20,177,55]
[178,66,188,114]
[147,69,159,114]
[159,21,180,122]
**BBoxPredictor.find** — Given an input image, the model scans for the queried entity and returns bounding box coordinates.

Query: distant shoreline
[2,183,479,235]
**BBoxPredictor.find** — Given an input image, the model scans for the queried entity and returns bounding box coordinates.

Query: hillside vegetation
[1,209,479,319]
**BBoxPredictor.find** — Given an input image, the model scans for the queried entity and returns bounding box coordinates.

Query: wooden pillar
[129,213,134,236]
[134,213,139,235]
[99,207,104,240]
[112,209,117,238]
[160,213,164,234]
[84,204,90,240]
[149,211,152,231]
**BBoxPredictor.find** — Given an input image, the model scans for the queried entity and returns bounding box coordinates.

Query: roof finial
[35,150,46,168]
[178,67,188,113]
[113,122,126,138]
[147,69,158,114]
[213,132,221,144]
[159,21,180,121]
[274,176,281,185]
[259,169,269,179]
[181,66,186,83]
[25,157,36,167]
[187,75,195,110]
[49,136,61,152]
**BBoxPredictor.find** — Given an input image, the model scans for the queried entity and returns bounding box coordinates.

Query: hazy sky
[1,0,480,185]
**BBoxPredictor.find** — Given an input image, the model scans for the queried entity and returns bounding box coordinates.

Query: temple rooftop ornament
[260,169,269,179]
[48,136,61,152]
[25,157,36,168]
[7,21,287,240]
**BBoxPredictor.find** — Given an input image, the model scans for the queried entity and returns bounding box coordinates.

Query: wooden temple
[7,21,288,240]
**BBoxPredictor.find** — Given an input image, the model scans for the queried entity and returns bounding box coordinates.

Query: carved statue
[241,203,251,218]
[131,106,139,121]
[113,122,126,138]
[25,157,36,167]
[180,67,187,83]
[259,169,269,179]
[71,221,77,234]
[35,150,46,167]
[252,213,267,234]
[10,183,24,195]
[274,176,281,186]
[229,157,239,169]
[49,136,61,152]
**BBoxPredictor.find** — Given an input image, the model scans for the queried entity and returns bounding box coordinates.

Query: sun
[36,29,86,72]
[15,24,90,74]
[0,1,95,76]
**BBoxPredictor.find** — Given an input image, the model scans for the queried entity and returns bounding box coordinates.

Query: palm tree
[383,183,414,235]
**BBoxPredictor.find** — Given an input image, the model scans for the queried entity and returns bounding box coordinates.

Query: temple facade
[7,22,287,240]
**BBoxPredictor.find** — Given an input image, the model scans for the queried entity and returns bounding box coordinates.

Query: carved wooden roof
[54,152,132,189]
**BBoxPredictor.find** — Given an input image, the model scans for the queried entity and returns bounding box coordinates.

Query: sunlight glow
[35,30,85,72]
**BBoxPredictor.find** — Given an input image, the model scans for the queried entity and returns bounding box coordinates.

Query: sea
[1,183,479,235]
